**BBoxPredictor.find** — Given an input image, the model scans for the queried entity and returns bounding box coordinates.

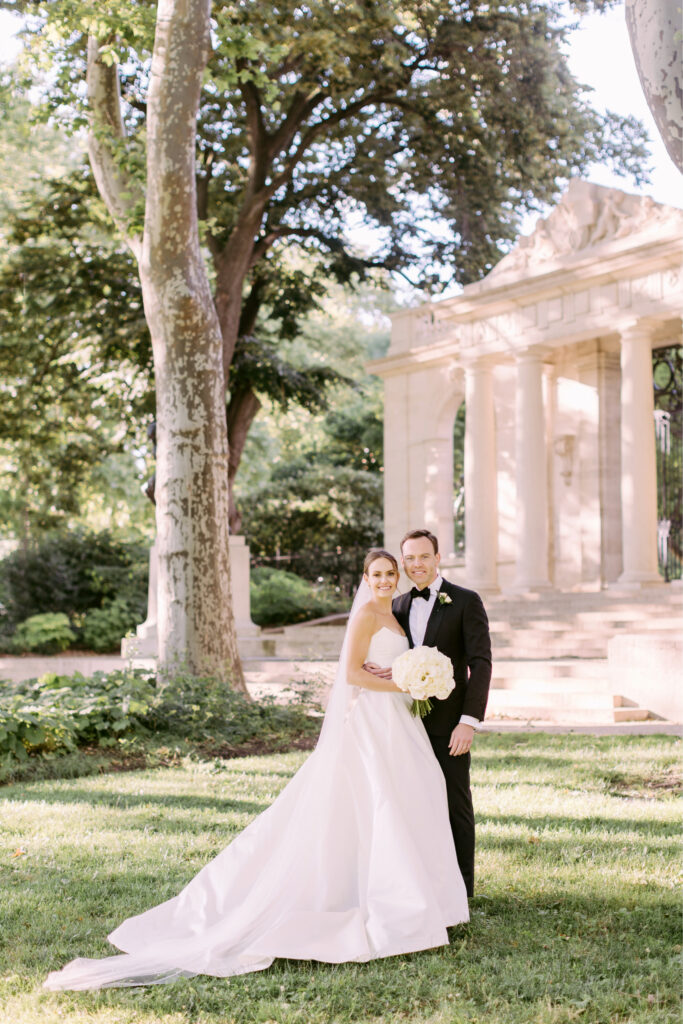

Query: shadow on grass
[13,889,680,1022]
[478,810,679,841]
[3,785,270,821]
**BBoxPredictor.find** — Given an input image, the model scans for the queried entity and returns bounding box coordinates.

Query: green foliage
[144,670,320,747]
[80,598,140,653]
[0,529,149,629]
[0,76,78,222]
[7,0,648,291]
[236,282,387,573]
[9,612,76,654]
[653,345,682,578]
[318,388,384,473]
[0,668,320,769]
[250,567,345,626]
[453,400,466,554]
[0,669,156,762]
[0,693,73,762]
[242,465,383,588]
[229,334,349,416]
[0,166,154,536]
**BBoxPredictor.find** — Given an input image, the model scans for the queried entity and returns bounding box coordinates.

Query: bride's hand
[363,662,393,680]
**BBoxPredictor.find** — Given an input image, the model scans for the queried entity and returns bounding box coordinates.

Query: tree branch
[266,86,326,163]
[239,77,269,194]
[263,90,406,199]
[249,224,405,272]
[238,276,266,336]
[86,36,144,260]
[196,148,214,220]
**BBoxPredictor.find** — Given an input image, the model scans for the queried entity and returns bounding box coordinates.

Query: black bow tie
[410,586,431,601]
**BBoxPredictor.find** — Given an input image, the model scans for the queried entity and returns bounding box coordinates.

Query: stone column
[618,322,661,584]
[382,372,411,556]
[597,349,623,584]
[464,359,499,591]
[422,438,455,556]
[514,348,551,589]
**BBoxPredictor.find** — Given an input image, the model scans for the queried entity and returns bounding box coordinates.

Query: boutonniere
[438,592,452,606]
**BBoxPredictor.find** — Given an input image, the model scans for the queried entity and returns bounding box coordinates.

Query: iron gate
[653,345,682,581]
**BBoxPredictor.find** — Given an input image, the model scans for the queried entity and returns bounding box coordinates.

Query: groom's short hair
[400,529,439,554]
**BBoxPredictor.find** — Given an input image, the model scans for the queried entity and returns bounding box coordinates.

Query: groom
[368,528,491,897]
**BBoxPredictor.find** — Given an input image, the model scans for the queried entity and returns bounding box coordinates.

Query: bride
[44,548,468,990]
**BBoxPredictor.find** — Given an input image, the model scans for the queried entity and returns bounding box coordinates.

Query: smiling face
[363,556,399,600]
[401,536,440,589]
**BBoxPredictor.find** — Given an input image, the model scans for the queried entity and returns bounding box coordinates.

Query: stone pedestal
[228,535,260,635]
[121,535,259,659]
[121,540,158,658]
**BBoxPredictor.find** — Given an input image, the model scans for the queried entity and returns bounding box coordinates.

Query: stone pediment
[485,179,683,284]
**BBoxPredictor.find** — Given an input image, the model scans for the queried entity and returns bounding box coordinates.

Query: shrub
[80,598,141,653]
[250,567,345,626]
[11,613,77,654]
[0,530,149,627]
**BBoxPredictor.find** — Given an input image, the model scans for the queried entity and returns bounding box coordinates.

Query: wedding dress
[44,624,468,991]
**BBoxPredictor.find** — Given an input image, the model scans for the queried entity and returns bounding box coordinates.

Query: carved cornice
[374,184,683,379]
[487,180,683,282]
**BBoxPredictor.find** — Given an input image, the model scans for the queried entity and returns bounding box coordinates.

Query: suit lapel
[422,583,446,647]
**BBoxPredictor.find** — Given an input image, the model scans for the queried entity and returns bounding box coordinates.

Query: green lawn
[1,733,680,1024]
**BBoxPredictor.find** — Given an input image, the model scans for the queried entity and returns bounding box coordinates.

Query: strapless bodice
[366,627,409,668]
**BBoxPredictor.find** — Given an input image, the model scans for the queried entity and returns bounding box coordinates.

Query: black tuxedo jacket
[392,579,492,736]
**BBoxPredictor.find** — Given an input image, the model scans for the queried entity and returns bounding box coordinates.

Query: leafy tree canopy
[0,166,153,536]
[0,0,650,537]
[0,159,356,535]
[4,0,648,289]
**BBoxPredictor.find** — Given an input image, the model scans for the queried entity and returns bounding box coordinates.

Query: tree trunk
[227,387,262,533]
[141,0,246,691]
[625,0,683,174]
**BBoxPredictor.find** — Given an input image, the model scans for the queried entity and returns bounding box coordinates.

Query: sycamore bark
[625,0,683,173]
[86,0,246,691]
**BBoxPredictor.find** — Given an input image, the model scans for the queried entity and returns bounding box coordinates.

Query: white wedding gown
[44,627,468,990]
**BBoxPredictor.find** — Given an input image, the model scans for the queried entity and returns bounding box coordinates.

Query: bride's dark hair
[363,548,399,575]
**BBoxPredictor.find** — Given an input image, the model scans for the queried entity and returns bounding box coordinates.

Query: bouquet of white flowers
[391,645,455,718]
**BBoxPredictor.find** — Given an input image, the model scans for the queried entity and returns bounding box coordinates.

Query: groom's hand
[363,662,393,680]
[448,723,474,756]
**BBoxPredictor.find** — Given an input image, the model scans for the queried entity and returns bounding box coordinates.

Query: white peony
[392,645,454,717]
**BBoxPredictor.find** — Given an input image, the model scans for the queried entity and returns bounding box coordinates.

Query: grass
[1,732,680,1024]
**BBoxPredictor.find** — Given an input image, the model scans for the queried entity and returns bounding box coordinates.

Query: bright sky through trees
[0,3,678,242]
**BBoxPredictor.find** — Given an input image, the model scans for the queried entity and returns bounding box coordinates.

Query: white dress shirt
[408,574,479,730]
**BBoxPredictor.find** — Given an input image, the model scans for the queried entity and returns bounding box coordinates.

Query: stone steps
[240,656,657,725]
[492,659,608,691]
[237,588,683,662]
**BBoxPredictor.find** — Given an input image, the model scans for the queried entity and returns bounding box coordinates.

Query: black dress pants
[427,733,475,897]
